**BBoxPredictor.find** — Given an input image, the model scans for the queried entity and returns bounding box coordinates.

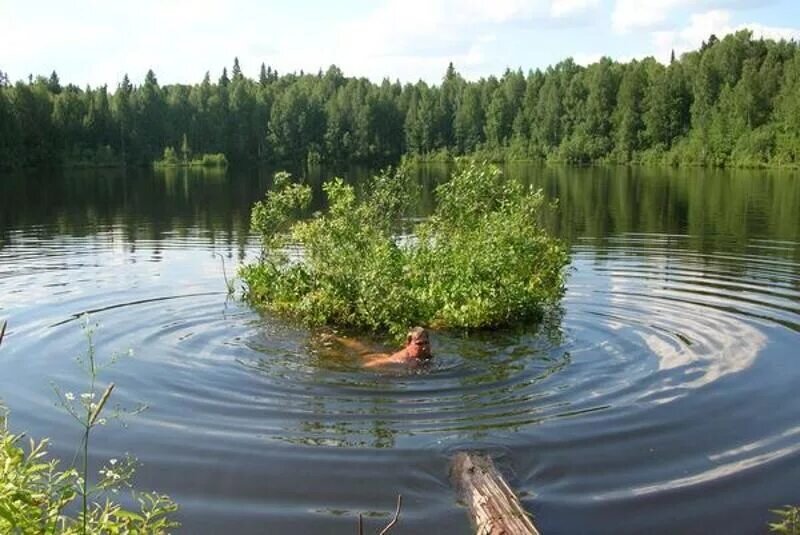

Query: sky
[2,0,800,88]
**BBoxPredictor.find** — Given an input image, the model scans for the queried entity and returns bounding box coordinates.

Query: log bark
[450,452,540,535]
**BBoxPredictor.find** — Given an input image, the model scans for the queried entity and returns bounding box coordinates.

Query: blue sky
[2,0,799,87]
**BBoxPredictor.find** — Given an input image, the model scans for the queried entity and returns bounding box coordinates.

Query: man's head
[405,327,432,360]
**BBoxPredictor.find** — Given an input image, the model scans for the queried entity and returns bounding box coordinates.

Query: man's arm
[319,333,374,355]
[363,349,406,368]
[317,332,407,368]
[363,355,391,368]
[337,336,374,354]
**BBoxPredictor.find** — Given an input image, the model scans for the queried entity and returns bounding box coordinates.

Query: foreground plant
[770,506,800,534]
[241,160,569,337]
[0,318,178,534]
[0,421,177,534]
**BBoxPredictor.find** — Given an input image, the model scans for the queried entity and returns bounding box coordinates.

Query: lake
[1,163,798,534]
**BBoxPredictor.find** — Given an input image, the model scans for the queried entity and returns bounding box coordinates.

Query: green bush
[770,506,800,534]
[471,144,508,163]
[154,151,228,168]
[401,149,455,164]
[556,132,610,164]
[62,145,123,168]
[0,319,179,534]
[731,126,776,168]
[0,419,178,534]
[774,131,800,167]
[161,147,179,165]
[241,160,569,338]
[0,412,76,534]
[194,153,228,167]
[428,147,454,163]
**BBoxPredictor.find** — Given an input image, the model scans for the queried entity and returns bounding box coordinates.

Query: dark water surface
[1,164,799,534]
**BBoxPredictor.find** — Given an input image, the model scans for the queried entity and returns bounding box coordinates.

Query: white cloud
[612,0,689,33]
[334,0,547,56]
[317,0,603,82]
[550,0,601,18]
[611,0,770,33]
[0,5,115,77]
[5,0,796,87]
[322,0,558,82]
[743,22,800,41]
[652,9,730,59]
[469,0,547,23]
[573,52,603,66]
[653,9,800,62]
[0,0,260,86]
[5,0,559,86]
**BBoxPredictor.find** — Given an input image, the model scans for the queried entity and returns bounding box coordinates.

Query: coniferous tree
[259,63,268,87]
[47,71,62,94]
[135,69,167,163]
[1,31,799,170]
[613,61,647,160]
[232,57,243,82]
[535,69,564,150]
[484,87,512,148]
[181,132,190,163]
[454,84,484,153]
[0,84,21,164]
[438,62,460,148]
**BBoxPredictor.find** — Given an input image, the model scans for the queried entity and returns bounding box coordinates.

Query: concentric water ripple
[2,221,800,533]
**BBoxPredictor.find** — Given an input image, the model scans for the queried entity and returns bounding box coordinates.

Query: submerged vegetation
[2,31,800,170]
[240,160,569,337]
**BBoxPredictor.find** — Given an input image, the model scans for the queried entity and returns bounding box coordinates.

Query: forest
[1,30,800,170]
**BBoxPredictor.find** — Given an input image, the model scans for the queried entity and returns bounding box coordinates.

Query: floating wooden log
[450,452,540,535]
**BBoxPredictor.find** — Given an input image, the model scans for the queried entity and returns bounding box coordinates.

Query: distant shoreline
[2,31,799,173]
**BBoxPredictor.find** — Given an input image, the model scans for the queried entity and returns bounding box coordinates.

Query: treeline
[1,30,800,170]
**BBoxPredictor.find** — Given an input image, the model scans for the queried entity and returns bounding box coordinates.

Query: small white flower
[127,348,135,357]
[99,469,106,475]
[81,392,95,400]
[96,418,107,425]
[65,392,75,401]
[109,458,117,465]
[105,470,117,479]
[89,403,98,411]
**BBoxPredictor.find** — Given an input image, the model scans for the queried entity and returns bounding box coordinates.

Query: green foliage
[769,506,800,534]
[158,146,179,166]
[3,32,800,170]
[241,160,569,337]
[195,153,228,167]
[556,131,606,164]
[153,147,228,168]
[0,319,179,534]
[0,423,178,534]
[0,425,77,533]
